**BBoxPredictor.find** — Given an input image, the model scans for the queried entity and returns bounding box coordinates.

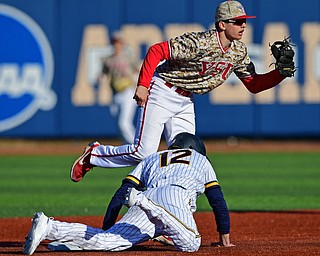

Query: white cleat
[124,187,141,207]
[23,212,51,255]
[48,241,83,251]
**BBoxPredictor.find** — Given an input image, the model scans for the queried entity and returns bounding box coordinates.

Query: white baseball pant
[46,186,200,252]
[110,86,137,144]
[90,75,195,168]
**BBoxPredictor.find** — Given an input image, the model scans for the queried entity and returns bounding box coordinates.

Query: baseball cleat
[70,141,100,182]
[153,235,174,246]
[124,187,141,207]
[48,241,83,251]
[23,212,51,255]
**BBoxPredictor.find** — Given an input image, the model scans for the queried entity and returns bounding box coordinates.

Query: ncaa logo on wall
[0,4,56,132]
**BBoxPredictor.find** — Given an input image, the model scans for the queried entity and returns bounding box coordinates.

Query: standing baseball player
[99,31,139,144]
[70,0,296,182]
[24,133,234,254]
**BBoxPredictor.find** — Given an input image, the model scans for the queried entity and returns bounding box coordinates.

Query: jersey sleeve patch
[205,181,220,189]
[125,175,142,186]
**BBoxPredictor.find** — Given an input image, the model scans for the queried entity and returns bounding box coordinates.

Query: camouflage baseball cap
[215,0,256,22]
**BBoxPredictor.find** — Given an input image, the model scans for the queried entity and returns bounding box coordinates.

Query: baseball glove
[270,37,296,77]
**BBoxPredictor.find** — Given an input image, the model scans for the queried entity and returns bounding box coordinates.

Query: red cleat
[70,141,100,182]
[153,235,174,246]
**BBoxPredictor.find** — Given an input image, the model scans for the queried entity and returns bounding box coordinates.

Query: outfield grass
[197,152,320,211]
[1,152,319,218]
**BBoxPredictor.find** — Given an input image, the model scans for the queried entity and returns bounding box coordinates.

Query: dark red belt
[165,82,192,97]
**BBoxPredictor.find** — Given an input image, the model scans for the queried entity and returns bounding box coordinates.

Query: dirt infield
[1,139,319,255]
[1,211,319,256]
[0,137,319,155]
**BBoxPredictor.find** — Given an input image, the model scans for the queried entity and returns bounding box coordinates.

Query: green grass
[0,152,319,218]
[197,152,320,211]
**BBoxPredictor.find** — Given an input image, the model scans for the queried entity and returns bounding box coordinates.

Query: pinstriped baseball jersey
[156,29,255,94]
[128,148,219,206]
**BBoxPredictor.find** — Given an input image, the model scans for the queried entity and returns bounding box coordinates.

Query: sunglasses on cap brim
[223,19,247,25]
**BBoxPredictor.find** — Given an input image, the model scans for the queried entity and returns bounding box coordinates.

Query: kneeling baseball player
[24,133,234,254]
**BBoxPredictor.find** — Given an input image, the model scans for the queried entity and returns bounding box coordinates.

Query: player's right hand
[133,85,148,106]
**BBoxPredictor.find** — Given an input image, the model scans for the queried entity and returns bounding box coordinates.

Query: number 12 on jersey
[159,149,192,167]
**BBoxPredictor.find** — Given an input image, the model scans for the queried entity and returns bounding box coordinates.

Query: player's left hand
[270,37,296,77]
[211,233,235,247]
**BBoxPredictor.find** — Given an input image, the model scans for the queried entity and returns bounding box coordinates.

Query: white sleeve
[204,160,218,184]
